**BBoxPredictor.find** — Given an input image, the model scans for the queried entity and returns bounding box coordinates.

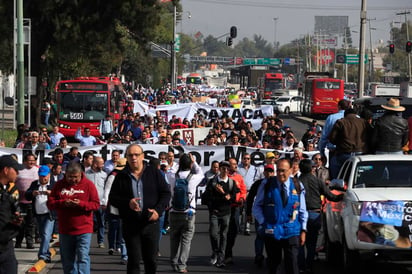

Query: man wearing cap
[25,165,55,263]
[204,160,239,268]
[297,159,343,273]
[0,155,24,273]
[372,98,408,154]
[245,164,275,267]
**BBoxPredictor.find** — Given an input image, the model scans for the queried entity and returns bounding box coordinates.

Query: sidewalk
[15,240,59,274]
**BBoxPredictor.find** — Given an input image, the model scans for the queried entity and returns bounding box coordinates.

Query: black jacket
[299,173,342,211]
[109,164,171,228]
[372,112,409,152]
[205,176,238,217]
[0,183,20,251]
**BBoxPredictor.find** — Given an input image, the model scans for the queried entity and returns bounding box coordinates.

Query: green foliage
[1,129,17,148]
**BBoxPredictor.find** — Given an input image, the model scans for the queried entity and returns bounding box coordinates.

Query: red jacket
[47,173,99,235]
[229,172,247,207]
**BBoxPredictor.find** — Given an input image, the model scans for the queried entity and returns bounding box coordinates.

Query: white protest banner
[131,101,274,129]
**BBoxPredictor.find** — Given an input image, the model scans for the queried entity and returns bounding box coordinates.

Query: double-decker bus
[260,73,283,99]
[55,76,124,137]
[301,72,344,117]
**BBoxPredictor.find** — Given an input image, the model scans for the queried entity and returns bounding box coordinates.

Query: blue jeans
[108,214,127,260]
[94,208,106,245]
[36,214,55,260]
[59,233,92,274]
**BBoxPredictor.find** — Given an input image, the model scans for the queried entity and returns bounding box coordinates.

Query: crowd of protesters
[1,93,412,274]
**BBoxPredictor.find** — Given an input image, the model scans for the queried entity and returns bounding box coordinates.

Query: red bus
[260,73,283,99]
[55,76,124,137]
[301,74,344,117]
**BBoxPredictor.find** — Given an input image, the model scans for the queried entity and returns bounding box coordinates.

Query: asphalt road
[45,206,412,274]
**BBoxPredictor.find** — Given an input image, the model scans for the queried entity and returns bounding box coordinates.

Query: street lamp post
[357,0,367,98]
[273,17,278,52]
[396,11,411,80]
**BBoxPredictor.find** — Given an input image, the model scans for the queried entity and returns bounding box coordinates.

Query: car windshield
[354,161,412,188]
[276,97,290,102]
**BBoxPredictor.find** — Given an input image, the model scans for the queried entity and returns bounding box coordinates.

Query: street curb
[26,247,57,274]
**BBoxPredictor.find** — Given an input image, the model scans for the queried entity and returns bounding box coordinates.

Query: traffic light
[230,26,237,39]
[227,37,233,47]
[389,44,395,54]
[407,41,412,53]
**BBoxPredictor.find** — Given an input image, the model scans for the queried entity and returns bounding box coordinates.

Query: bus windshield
[316,81,341,89]
[58,82,108,91]
[58,92,108,121]
[265,80,283,91]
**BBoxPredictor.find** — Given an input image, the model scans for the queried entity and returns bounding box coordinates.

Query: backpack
[172,172,193,211]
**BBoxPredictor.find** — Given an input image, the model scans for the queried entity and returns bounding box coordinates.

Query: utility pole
[396,11,411,80]
[273,17,279,52]
[357,0,367,98]
[171,4,177,91]
[367,18,376,83]
[16,0,25,125]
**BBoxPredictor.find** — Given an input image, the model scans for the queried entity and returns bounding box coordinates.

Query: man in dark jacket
[372,98,409,154]
[109,144,171,274]
[329,108,371,177]
[204,160,239,268]
[0,155,24,274]
[298,159,343,273]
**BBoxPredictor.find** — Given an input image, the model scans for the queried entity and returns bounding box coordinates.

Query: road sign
[243,58,281,65]
[336,54,346,64]
[174,34,180,52]
[345,54,368,64]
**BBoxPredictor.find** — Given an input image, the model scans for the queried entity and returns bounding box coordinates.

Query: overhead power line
[189,0,412,11]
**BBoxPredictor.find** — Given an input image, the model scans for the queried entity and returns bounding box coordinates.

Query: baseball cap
[38,165,51,176]
[0,155,24,171]
[219,161,230,168]
[160,160,168,166]
[264,164,275,171]
[266,152,276,158]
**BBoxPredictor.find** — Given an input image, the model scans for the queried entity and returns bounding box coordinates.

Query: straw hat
[115,158,127,170]
[381,98,405,112]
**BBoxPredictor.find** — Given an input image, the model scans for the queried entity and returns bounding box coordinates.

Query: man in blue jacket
[253,158,308,274]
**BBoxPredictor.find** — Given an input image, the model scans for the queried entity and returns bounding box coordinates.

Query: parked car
[273,95,303,114]
[324,155,412,270]
[260,99,280,115]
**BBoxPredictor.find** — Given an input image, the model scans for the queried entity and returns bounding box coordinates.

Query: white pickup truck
[324,155,412,270]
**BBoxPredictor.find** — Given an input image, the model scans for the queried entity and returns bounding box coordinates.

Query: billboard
[315,16,349,36]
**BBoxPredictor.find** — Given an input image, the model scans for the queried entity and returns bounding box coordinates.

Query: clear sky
[180,0,412,49]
